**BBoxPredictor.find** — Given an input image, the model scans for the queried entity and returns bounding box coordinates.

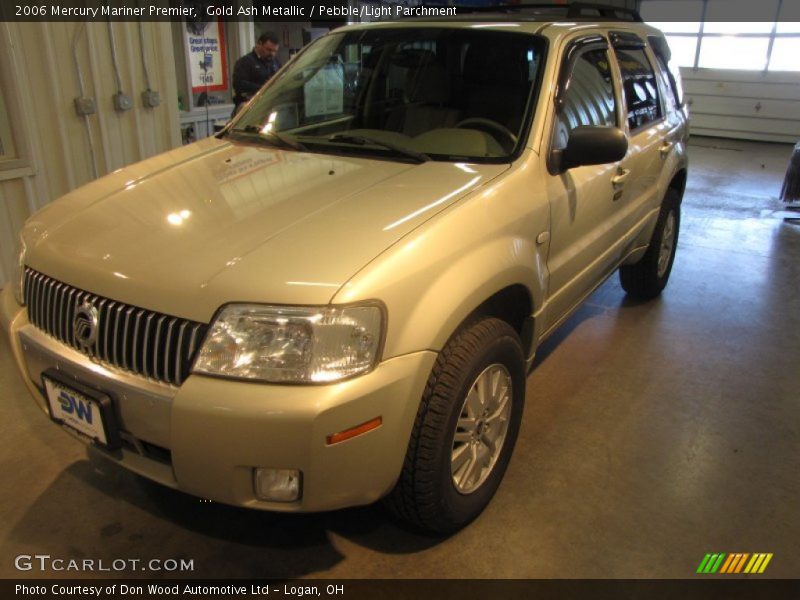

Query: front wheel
[384,318,525,533]
[619,189,681,299]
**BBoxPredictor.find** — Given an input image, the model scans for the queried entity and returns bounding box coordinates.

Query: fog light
[254,468,302,502]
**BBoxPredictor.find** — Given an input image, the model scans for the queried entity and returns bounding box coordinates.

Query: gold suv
[1,6,688,532]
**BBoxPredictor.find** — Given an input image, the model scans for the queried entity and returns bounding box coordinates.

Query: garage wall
[680,68,800,144]
[0,21,181,289]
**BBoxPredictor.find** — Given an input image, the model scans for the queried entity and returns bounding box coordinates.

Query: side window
[615,48,662,130]
[554,48,617,151]
[648,35,684,107]
[654,54,679,116]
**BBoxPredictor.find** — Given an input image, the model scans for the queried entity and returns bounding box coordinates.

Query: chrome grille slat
[152,315,166,381]
[188,324,201,358]
[112,303,124,366]
[22,268,206,386]
[66,288,78,346]
[44,275,52,332]
[39,274,47,329]
[91,296,101,355]
[23,270,30,306]
[94,298,107,358]
[142,313,155,379]
[102,301,114,361]
[59,286,68,341]
[132,309,145,375]
[122,306,134,370]
[60,283,68,342]
[45,277,55,336]
[40,275,49,329]
[163,318,176,385]
[30,273,40,326]
[35,273,46,328]
[51,279,61,339]
[54,282,64,339]
[174,321,188,385]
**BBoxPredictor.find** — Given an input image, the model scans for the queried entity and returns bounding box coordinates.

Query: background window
[769,38,800,72]
[699,37,770,70]
[615,49,662,130]
[641,0,800,72]
[553,48,616,151]
[663,35,698,68]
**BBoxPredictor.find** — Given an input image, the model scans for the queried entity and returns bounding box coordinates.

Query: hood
[25,137,507,322]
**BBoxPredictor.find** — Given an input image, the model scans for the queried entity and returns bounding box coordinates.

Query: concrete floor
[1,136,799,579]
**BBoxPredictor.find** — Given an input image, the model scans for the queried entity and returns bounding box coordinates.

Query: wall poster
[184,18,229,93]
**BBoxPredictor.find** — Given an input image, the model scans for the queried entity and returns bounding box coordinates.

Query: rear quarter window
[648,35,684,108]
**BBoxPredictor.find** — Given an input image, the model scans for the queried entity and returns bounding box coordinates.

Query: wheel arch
[459,284,535,359]
[669,168,687,200]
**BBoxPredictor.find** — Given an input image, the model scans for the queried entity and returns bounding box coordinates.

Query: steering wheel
[455,118,518,153]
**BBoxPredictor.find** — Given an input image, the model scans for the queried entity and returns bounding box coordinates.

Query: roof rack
[456,2,642,23]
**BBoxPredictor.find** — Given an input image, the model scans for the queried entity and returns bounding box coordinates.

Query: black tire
[384,318,526,534]
[619,189,681,299]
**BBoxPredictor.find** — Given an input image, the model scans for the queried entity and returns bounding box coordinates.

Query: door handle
[660,141,674,158]
[611,168,630,187]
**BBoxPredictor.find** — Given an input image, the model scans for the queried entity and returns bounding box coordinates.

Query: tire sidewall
[653,192,681,287]
[436,329,525,530]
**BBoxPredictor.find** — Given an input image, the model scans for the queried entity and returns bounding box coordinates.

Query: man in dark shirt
[232,32,281,115]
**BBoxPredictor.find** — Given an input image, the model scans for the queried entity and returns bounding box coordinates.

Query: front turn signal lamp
[326,417,383,445]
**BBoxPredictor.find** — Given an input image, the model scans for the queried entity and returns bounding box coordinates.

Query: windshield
[229,27,546,163]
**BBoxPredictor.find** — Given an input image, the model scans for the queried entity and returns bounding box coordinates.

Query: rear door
[609,33,672,239]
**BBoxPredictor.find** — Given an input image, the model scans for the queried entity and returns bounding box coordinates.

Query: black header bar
[0,0,797,23]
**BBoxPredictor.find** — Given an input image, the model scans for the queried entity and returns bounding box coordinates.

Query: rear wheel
[384,318,525,533]
[619,189,681,299]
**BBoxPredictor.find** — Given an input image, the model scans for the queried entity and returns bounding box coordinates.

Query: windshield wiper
[230,125,308,152]
[328,133,430,163]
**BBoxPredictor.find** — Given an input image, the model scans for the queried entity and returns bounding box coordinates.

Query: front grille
[23,267,207,386]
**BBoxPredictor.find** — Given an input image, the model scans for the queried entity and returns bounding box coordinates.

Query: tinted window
[232,29,546,162]
[649,35,684,107]
[615,48,662,130]
[554,48,617,150]
[654,54,679,115]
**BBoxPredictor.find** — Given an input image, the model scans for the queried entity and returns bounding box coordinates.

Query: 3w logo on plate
[697,552,773,574]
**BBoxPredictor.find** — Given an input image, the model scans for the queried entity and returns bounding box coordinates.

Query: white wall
[0,21,182,288]
[681,67,800,143]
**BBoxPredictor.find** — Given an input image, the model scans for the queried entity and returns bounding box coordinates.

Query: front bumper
[1,287,436,512]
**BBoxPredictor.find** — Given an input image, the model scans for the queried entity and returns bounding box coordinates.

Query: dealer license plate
[42,370,119,449]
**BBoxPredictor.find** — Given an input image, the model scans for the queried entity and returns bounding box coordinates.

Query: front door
[542,37,632,334]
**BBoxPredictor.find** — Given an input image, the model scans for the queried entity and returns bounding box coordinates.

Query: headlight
[193,303,384,383]
[12,235,26,306]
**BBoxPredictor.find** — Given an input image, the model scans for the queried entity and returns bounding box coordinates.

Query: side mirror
[553,126,628,173]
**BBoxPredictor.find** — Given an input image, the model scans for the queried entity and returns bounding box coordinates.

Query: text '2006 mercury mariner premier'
[1,4,687,532]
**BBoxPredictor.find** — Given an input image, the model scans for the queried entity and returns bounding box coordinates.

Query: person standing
[232,32,281,115]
